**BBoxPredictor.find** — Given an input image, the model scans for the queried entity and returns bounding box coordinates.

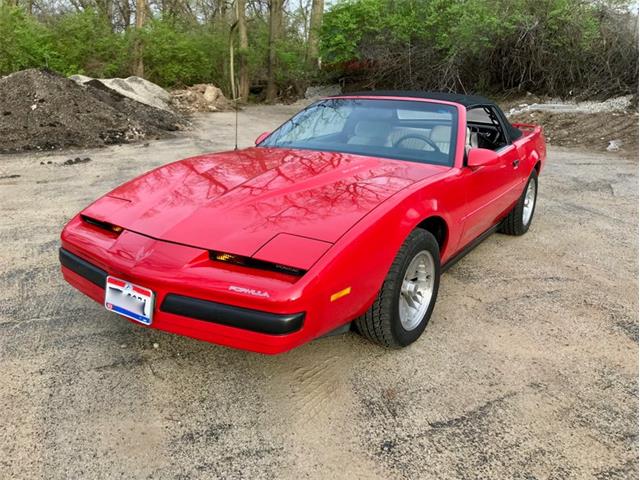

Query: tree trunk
[237,0,249,102]
[306,0,323,68]
[118,0,132,29]
[97,0,114,30]
[132,0,146,77]
[266,0,283,103]
[229,20,237,100]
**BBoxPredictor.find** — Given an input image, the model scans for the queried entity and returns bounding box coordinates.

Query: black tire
[355,229,440,348]
[500,171,538,236]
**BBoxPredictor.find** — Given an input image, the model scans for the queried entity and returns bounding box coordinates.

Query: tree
[306,0,323,67]
[237,0,249,101]
[116,0,131,29]
[266,0,283,102]
[132,0,145,76]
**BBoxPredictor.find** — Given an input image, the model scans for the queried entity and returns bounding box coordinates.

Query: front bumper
[60,248,305,337]
[60,247,107,287]
[58,215,330,354]
[160,294,304,335]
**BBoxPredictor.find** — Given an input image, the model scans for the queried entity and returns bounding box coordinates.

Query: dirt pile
[0,69,187,153]
[70,74,173,112]
[503,95,638,155]
[510,109,638,155]
[170,84,234,113]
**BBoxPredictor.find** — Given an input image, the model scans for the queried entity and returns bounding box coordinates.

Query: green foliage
[48,9,127,77]
[140,18,228,87]
[321,0,638,96]
[0,6,308,94]
[0,0,636,99]
[321,0,384,63]
[0,6,53,73]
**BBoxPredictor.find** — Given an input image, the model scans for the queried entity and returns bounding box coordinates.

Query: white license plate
[105,276,154,325]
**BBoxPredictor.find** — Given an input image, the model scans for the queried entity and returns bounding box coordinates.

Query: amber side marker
[209,250,307,277]
[330,287,351,302]
[81,215,124,235]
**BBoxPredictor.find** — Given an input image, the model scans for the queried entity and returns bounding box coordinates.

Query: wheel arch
[415,215,448,255]
[526,148,541,177]
[312,182,457,333]
[534,160,541,174]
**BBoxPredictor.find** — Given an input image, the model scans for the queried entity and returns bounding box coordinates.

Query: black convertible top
[338,90,523,141]
[344,90,493,108]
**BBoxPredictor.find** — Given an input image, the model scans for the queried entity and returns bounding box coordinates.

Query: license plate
[105,276,154,325]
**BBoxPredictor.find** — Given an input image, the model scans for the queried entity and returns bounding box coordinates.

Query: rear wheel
[500,171,538,236]
[355,229,440,348]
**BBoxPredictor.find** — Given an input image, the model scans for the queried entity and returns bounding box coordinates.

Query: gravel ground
[0,105,637,479]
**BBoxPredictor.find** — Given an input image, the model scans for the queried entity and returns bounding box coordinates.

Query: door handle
[512,159,520,168]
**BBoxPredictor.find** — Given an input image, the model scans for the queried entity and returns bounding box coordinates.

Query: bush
[321,0,639,97]
[48,9,128,77]
[0,1,635,99]
[140,18,229,88]
[0,6,53,74]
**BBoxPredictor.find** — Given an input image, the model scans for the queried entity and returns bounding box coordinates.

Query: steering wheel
[393,134,441,153]
[478,130,498,144]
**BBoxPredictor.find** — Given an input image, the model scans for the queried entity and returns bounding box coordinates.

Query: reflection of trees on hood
[105,146,422,233]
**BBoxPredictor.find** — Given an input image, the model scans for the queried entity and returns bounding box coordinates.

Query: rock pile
[70,74,173,112]
[170,84,234,113]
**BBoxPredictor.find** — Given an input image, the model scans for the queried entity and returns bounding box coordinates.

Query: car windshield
[259,98,458,166]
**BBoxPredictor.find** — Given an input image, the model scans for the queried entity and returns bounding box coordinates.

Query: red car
[60,92,546,354]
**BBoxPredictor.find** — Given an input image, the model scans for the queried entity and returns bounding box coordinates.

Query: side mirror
[467,148,499,168]
[255,131,271,145]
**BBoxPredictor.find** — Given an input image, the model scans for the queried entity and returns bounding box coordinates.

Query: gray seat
[347,120,391,147]
[388,127,432,150]
[466,127,479,151]
[429,125,451,154]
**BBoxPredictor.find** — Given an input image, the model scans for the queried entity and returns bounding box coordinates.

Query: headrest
[430,125,451,142]
[354,120,390,137]
[466,127,478,148]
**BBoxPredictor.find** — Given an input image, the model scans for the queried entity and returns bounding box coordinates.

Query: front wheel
[500,171,538,236]
[355,229,441,348]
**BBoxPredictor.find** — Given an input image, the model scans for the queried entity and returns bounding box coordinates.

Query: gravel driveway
[0,105,637,479]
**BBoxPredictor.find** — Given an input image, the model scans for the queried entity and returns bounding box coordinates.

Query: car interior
[263,99,511,166]
[341,108,509,156]
[346,120,454,154]
[290,104,459,165]
[466,106,510,151]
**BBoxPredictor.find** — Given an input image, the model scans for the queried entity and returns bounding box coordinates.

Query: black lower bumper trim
[59,248,107,288]
[161,294,304,335]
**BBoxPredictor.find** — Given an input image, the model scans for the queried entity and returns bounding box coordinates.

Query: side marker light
[330,287,351,302]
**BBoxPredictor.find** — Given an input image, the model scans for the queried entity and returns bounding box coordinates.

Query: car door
[457,106,523,248]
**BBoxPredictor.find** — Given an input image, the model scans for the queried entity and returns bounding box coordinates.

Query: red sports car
[60,92,546,354]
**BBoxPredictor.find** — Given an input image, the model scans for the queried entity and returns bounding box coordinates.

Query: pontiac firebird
[59,91,546,354]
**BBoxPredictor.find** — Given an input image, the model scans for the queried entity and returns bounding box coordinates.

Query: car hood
[83,147,446,257]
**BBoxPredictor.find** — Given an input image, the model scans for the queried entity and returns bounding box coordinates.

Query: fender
[302,169,464,337]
